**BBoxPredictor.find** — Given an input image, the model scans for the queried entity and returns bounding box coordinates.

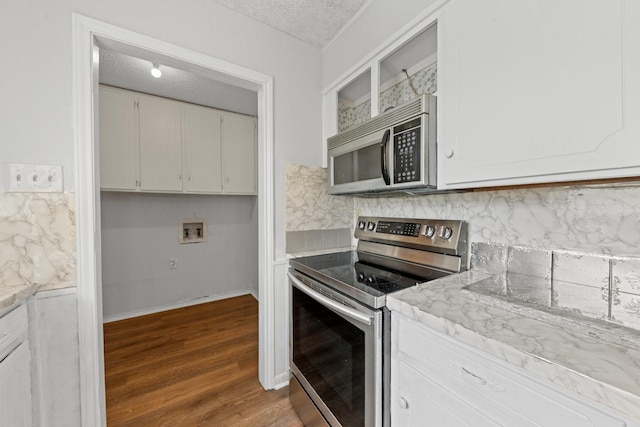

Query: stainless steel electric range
[288,216,468,427]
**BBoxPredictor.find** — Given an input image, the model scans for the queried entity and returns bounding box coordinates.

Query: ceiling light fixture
[150,63,162,78]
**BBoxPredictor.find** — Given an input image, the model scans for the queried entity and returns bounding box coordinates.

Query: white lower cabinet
[391,312,635,427]
[0,304,31,427]
[0,342,32,427]
[394,359,499,426]
[0,291,81,427]
[28,289,81,427]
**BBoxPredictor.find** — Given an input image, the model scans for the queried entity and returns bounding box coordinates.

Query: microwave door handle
[380,129,391,185]
[288,272,373,326]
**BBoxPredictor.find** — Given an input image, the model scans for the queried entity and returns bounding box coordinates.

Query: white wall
[100,192,258,320]
[0,0,324,403]
[1,0,323,259]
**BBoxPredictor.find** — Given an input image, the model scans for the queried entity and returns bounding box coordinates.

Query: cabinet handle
[445,149,455,158]
[398,397,409,410]
[462,367,487,385]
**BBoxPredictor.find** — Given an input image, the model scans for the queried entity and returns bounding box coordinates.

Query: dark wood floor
[103,295,303,426]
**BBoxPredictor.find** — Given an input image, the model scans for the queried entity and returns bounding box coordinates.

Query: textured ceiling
[210,0,370,47]
[99,49,258,116]
[98,0,371,114]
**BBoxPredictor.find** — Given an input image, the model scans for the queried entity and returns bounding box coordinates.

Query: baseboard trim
[103,289,256,323]
[273,372,290,390]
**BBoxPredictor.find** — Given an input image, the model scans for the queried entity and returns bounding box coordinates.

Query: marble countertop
[388,270,640,421]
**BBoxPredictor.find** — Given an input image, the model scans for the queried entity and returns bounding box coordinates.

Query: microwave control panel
[393,117,421,183]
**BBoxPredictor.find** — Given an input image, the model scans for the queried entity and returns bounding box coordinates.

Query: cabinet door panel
[139,96,183,191]
[393,360,500,427]
[183,105,222,193]
[440,0,640,187]
[0,342,32,427]
[222,113,257,194]
[99,87,138,190]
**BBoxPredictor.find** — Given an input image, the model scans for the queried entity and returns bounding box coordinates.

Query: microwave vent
[328,94,432,150]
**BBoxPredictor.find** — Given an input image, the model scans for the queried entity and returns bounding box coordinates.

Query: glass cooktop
[289,251,431,307]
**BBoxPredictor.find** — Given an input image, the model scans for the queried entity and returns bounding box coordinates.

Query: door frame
[72,14,276,426]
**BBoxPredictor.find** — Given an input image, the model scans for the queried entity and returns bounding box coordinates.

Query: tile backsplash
[284,163,640,328]
[471,242,640,331]
[355,182,640,257]
[286,163,640,258]
[285,164,355,253]
[285,164,353,232]
[379,63,437,114]
[0,192,76,287]
[338,99,371,134]
[286,228,352,253]
[338,62,437,132]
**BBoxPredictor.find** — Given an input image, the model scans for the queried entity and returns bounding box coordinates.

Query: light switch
[6,163,63,192]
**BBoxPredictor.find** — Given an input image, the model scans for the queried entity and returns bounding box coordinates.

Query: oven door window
[333,143,382,185]
[292,286,365,427]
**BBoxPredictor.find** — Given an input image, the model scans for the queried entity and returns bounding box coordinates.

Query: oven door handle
[288,272,373,326]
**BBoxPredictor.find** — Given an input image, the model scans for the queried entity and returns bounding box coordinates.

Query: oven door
[328,128,391,195]
[289,270,383,427]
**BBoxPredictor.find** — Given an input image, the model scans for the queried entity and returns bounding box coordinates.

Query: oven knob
[366,276,375,284]
[367,221,376,231]
[439,226,454,240]
[357,272,366,281]
[422,225,436,238]
[358,220,366,230]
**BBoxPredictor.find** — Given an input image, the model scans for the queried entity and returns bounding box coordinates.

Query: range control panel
[375,221,421,237]
[355,216,467,257]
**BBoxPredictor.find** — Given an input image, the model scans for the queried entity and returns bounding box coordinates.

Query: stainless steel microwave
[328,94,436,195]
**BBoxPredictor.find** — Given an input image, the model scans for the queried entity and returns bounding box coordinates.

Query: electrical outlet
[179,218,208,244]
[6,163,63,192]
[169,259,178,270]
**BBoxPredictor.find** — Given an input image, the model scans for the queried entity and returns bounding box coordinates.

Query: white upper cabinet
[221,112,257,194]
[439,0,640,188]
[99,86,139,191]
[138,94,183,192]
[183,105,222,193]
[99,85,257,195]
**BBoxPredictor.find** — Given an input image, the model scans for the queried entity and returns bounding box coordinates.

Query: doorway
[72,14,275,426]
[98,51,259,322]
